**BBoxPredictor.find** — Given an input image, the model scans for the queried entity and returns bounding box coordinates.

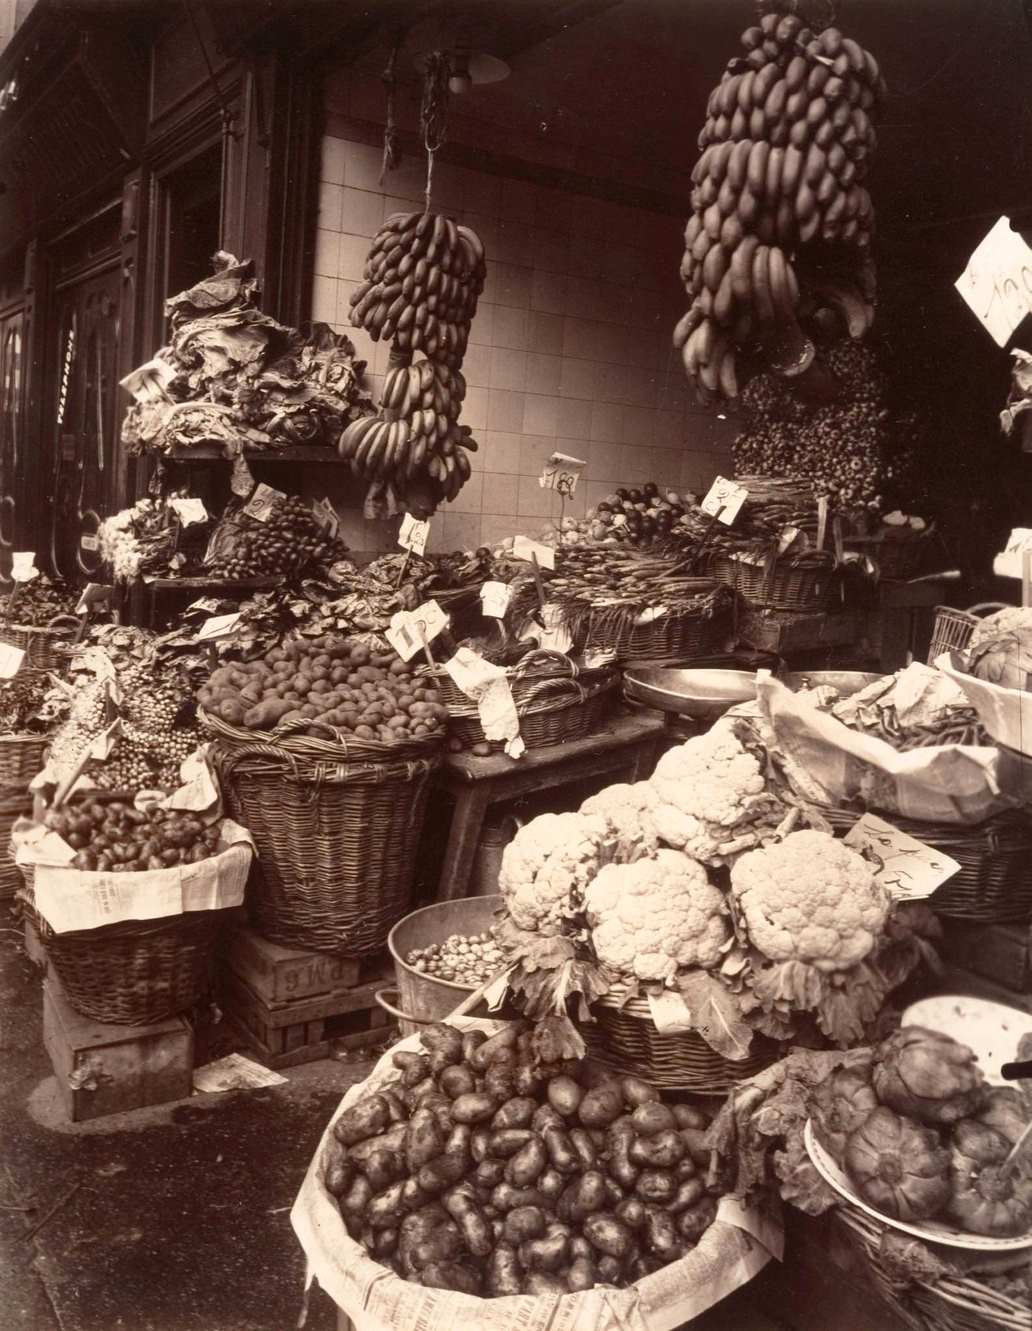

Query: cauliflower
[580,782,658,860]
[584,848,730,982]
[498,811,612,935]
[730,830,890,972]
[649,726,786,864]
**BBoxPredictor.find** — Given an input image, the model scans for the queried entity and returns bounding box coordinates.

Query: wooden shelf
[143,576,285,592]
[165,445,344,464]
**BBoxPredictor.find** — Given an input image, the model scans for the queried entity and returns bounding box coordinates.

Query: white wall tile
[482,473,519,515]
[340,186,384,238]
[523,393,560,437]
[489,347,528,392]
[526,353,562,396]
[318,182,344,232]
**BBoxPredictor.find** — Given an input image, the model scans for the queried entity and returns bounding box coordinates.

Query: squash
[811,1064,879,1164]
[946,1120,1032,1237]
[844,1106,951,1222]
[873,1027,986,1127]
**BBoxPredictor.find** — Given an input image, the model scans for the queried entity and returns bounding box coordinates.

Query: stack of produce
[43,799,221,874]
[810,668,988,751]
[0,671,52,736]
[963,608,1032,692]
[541,484,695,550]
[98,494,212,581]
[204,493,349,581]
[1,574,79,626]
[122,253,373,456]
[676,10,885,399]
[321,1019,721,1295]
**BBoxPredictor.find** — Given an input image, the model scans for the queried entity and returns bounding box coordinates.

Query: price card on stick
[79,533,100,553]
[511,535,555,570]
[480,581,513,619]
[538,451,587,495]
[398,512,430,556]
[10,551,38,583]
[701,477,748,526]
[243,482,285,523]
[312,498,340,540]
[844,813,961,901]
[75,583,113,615]
[0,642,25,678]
[387,599,448,662]
[955,216,1032,347]
[196,612,243,642]
[170,497,209,527]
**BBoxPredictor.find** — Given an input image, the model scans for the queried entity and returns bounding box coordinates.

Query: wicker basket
[202,709,442,955]
[0,784,31,900]
[821,805,1032,923]
[838,1206,1032,1331]
[710,554,833,612]
[583,602,733,667]
[927,604,1009,666]
[583,991,781,1094]
[0,615,78,672]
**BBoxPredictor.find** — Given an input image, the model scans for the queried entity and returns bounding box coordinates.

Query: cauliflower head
[499,811,612,935]
[584,848,731,982]
[730,829,890,972]
[580,782,658,860]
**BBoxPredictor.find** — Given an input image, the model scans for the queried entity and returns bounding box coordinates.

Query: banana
[754,210,775,245]
[698,176,719,208]
[362,421,390,475]
[781,145,803,196]
[749,107,767,140]
[799,209,819,243]
[814,119,835,148]
[816,171,837,205]
[729,236,758,301]
[819,27,844,58]
[427,265,441,296]
[841,36,865,73]
[414,211,433,243]
[752,246,774,323]
[698,332,727,393]
[718,74,741,117]
[712,113,731,141]
[673,307,701,350]
[717,345,738,399]
[456,224,484,266]
[765,145,785,197]
[803,143,827,185]
[417,359,436,395]
[788,119,810,150]
[691,146,714,185]
[737,189,759,225]
[337,414,377,459]
[719,211,744,252]
[851,106,872,143]
[353,283,381,323]
[795,180,817,224]
[806,96,828,129]
[367,300,389,341]
[843,184,862,219]
[764,78,788,121]
[752,61,779,106]
[709,140,735,183]
[784,54,808,93]
[442,217,458,255]
[775,196,795,243]
[862,48,880,88]
[767,246,796,322]
[729,107,748,139]
[684,213,703,248]
[703,203,723,241]
[831,100,851,131]
[775,13,802,42]
[713,269,735,325]
[786,89,808,123]
[741,24,763,50]
[455,448,471,480]
[349,280,372,308]
[840,157,857,187]
[728,139,752,190]
[717,176,739,216]
[737,69,757,110]
[759,12,780,36]
[746,140,770,196]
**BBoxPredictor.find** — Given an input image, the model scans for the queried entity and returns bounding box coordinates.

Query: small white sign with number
[539,451,587,496]
[993,527,1032,580]
[387,599,448,662]
[701,476,748,526]
[512,535,555,570]
[480,581,513,619]
[398,512,430,556]
[0,642,25,678]
[956,216,1032,347]
[243,483,285,523]
[10,551,37,583]
[844,813,961,901]
[74,583,113,615]
[196,612,243,642]
[170,497,209,527]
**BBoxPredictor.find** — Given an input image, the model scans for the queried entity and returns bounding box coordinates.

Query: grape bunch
[206,495,348,581]
[92,662,200,793]
[2,574,80,626]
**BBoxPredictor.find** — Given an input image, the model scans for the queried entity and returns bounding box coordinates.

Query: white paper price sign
[539,451,587,496]
[512,534,555,570]
[243,482,285,523]
[387,599,448,661]
[701,476,748,526]
[196,612,243,642]
[398,512,430,556]
[844,813,961,901]
[0,642,25,678]
[231,454,255,497]
[79,533,100,553]
[186,597,222,616]
[778,525,800,556]
[992,528,1032,580]
[480,581,513,619]
[75,583,113,615]
[312,498,339,540]
[956,216,1032,347]
[170,497,209,527]
[10,551,38,583]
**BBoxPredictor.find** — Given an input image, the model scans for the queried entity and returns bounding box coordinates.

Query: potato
[568,1255,597,1291]
[503,1205,547,1244]
[482,1063,517,1103]
[513,1064,543,1097]
[381,1089,408,1124]
[323,1153,356,1197]
[524,1272,568,1297]
[487,1128,535,1158]
[537,1167,564,1202]
[405,1108,445,1171]
[628,1129,685,1170]
[679,1127,711,1168]
[678,1195,717,1243]
[621,1076,661,1107]
[568,1235,594,1262]
[334,1095,391,1146]
[672,1104,709,1131]
[569,1128,598,1171]
[401,1178,429,1213]
[442,1187,493,1258]
[490,1182,546,1212]
[669,1177,706,1214]
[579,1085,623,1129]
[547,1076,583,1118]
[470,1127,491,1163]
[451,1093,498,1125]
[469,1026,519,1071]
[635,1170,675,1204]
[444,1124,472,1162]
[474,1158,506,1189]
[605,1123,639,1191]
[439,1064,477,1099]
[368,1181,407,1228]
[360,1149,404,1192]
[583,1213,636,1261]
[371,1227,398,1260]
[349,1124,407,1163]
[596,1255,624,1283]
[557,1170,608,1224]
[542,1124,579,1175]
[420,1261,480,1295]
[492,1097,537,1130]
[519,1231,568,1273]
[486,1243,523,1296]
[416,1154,467,1194]
[506,1135,548,1188]
[405,1076,437,1105]
[615,1197,647,1230]
[643,1205,681,1260]
[392,1050,431,1088]
[630,1102,677,1137]
[532,1103,564,1134]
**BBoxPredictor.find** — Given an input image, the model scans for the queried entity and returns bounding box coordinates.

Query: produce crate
[225,925,363,1006]
[0,735,48,787]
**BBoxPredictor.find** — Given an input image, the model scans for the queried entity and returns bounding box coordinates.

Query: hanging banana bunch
[674,8,886,401]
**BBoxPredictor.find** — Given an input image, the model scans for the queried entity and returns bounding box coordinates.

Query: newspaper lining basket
[710,554,833,612]
[201,709,442,956]
[584,990,782,1094]
[838,1206,1032,1331]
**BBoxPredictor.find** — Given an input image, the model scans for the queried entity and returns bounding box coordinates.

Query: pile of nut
[407,933,507,987]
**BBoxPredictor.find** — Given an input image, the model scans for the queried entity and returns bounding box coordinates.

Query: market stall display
[0,573,82,672]
[0,669,54,785]
[203,492,349,581]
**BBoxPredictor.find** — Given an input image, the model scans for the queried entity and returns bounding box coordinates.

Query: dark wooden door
[0,309,24,556]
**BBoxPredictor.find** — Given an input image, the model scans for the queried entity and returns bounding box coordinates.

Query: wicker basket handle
[514,648,579,681]
[46,614,82,633]
[965,602,1009,618]
[516,674,587,710]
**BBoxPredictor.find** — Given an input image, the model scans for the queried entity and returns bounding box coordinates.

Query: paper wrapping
[937,652,1032,759]
[756,674,1010,825]
[291,1018,781,1331]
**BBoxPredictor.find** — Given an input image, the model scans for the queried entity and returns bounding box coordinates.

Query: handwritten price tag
[956,216,1032,347]
[170,497,209,527]
[512,535,555,570]
[10,551,37,583]
[701,476,748,526]
[993,528,1032,580]
[312,498,340,540]
[398,512,430,556]
[480,581,513,619]
[539,451,587,496]
[74,583,113,615]
[243,482,285,523]
[196,612,243,642]
[387,599,448,662]
[0,642,25,678]
[844,813,961,901]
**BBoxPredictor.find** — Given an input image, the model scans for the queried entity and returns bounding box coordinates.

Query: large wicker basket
[583,990,781,1094]
[0,734,48,786]
[0,784,31,900]
[821,805,1032,923]
[710,554,833,612]
[202,710,442,955]
[838,1206,1032,1331]
[583,598,733,667]
[0,614,78,672]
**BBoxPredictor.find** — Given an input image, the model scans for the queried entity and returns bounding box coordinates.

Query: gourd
[811,1064,879,1164]
[872,1026,986,1126]
[946,1120,1032,1238]
[844,1106,951,1222]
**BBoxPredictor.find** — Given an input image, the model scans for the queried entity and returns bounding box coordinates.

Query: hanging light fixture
[411,11,511,96]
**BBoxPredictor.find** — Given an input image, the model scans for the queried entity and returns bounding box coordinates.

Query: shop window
[162,141,223,299]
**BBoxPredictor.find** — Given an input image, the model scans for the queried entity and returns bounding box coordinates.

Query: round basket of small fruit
[0,575,82,672]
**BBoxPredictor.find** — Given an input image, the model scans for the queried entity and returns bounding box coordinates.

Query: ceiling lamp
[411,13,511,96]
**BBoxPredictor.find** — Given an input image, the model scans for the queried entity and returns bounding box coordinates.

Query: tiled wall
[311,129,736,555]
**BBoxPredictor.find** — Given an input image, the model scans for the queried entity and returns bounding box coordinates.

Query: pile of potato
[322,1021,718,1296]
[197,635,448,742]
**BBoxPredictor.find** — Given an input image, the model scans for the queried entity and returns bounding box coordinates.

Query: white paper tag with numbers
[196,612,243,642]
[844,813,960,901]
[701,477,748,526]
[0,642,25,678]
[956,216,1032,347]
[75,583,113,615]
[512,535,555,570]
[398,512,430,556]
[539,451,587,496]
[480,581,513,619]
[170,497,209,527]
[387,599,448,661]
[243,483,285,523]
[10,551,38,583]
[992,528,1032,579]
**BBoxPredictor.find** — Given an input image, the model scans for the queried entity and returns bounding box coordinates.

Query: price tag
[0,642,25,678]
[955,216,1032,347]
[243,482,285,523]
[512,534,555,570]
[520,603,572,654]
[539,451,587,496]
[844,813,961,901]
[701,477,748,526]
[312,498,340,540]
[444,647,523,754]
[231,454,255,497]
[79,533,100,553]
[74,583,113,615]
[992,528,1032,579]
[635,605,669,625]
[480,581,513,619]
[647,991,696,1034]
[170,497,209,527]
[10,551,37,583]
[778,525,801,556]
[196,612,243,642]
[185,597,222,616]
[386,599,448,661]
[398,512,430,556]
[90,719,122,760]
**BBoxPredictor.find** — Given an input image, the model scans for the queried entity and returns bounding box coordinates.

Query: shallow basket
[201,709,442,956]
[0,616,78,672]
[583,991,781,1094]
[0,784,31,900]
[838,1206,1032,1331]
[710,555,832,613]
[821,805,1032,923]
[584,603,733,667]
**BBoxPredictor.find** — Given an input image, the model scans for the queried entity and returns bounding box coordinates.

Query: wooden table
[433,711,668,902]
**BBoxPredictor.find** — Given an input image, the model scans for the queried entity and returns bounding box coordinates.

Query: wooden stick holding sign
[52,719,120,807]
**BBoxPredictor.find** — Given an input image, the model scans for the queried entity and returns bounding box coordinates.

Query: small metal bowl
[781,670,883,698]
[624,667,757,720]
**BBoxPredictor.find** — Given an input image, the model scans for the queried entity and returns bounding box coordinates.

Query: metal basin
[624,667,757,720]
[782,670,884,698]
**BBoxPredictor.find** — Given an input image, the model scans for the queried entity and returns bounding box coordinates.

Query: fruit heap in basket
[1,574,79,626]
[812,1025,1032,1237]
[43,799,220,873]
[0,671,52,734]
[197,635,447,742]
[205,493,349,581]
[322,1018,720,1295]
[676,10,884,400]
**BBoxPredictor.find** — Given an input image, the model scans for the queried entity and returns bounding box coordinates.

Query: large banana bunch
[675,10,885,400]
[338,356,476,502]
[349,210,485,368]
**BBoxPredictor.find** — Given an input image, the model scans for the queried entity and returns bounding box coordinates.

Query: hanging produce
[675,9,885,399]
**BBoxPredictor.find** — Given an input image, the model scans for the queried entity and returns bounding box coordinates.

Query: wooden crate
[937,920,1031,993]
[24,915,45,966]
[224,925,362,1006]
[42,975,193,1123]
[220,963,393,1070]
